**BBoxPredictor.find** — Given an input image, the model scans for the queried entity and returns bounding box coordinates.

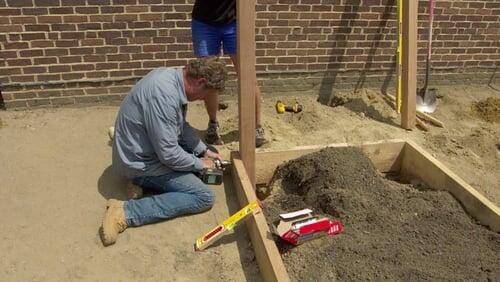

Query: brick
[95,46,118,54]
[82,55,105,62]
[95,63,117,70]
[102,22,127,29]
[126,5,149,13]
[34,0,60,6]
[34,57,57,64]
[110,70,133,77]
[60,31,84,39]
[75,95,100,104]
[37,74,61,80]
[7,59,32,66]
[61,88,84,96]
[77,23,102,30]
[0,8,20,15]
[21,33,46,41]
[0,50,17,58]
[20,49,44,57]
[63,15,87,23]
[86,71,108,78]
[114,14,138,22]
[13,91,37,99]
[107,54,130,61]
[31,40,54,47]
[49,7,73,14]
[5,100,28,108]
[99,94,123,102]
[75,7,98,14]
[48,65,71,72]
[51,97,75,105]
[69,47,93,55]
[38,15,62,23]
[0,67,21,75]
[23,66,47,74]
[101,6,124,13]
[22,7,47,14]
[25,24,50,31]
[45,48,68,56]
[11,75,36,82]
[6,0,33,7]
[0,25,22,32]
[71,64,94,71]
[27,98,51,107]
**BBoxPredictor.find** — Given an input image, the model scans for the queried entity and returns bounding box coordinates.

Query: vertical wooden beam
[237,0,256,187]
[401,0,417,129]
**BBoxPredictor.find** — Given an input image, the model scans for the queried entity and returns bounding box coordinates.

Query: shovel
[416,0,438,113]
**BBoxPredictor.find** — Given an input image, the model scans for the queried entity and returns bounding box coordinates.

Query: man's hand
[201,158,216,170]
[204,149,222,162]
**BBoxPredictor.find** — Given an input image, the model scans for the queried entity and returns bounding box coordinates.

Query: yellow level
[195,201,260,251]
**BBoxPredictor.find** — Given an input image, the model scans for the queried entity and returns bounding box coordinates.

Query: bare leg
[204,90,218,123]
[229,54,262,126]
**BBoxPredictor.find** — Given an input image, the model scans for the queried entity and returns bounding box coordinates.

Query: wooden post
[237,0,256,187]
[401,0,417,129]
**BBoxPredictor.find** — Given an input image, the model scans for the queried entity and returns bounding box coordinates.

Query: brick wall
[0,0,498,109]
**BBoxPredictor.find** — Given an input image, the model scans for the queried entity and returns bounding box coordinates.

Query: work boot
[108,126,115,140]
[256,126,268,148]
[126,181,143,200]
[205,121,224,145]
[100,199,127,246]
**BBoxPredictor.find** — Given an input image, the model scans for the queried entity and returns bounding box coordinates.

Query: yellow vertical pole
[396,0,403,113]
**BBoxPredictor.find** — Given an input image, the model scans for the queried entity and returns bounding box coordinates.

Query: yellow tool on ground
[195,201,260,251]
[275,100,303,114]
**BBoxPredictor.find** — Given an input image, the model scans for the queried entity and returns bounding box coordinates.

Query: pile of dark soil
[472,97,500,123]
[263,147,499,281]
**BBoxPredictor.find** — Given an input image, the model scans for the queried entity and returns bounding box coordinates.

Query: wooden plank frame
[231,140,500,281]
[401,0,417,129]
[236,0,256,186]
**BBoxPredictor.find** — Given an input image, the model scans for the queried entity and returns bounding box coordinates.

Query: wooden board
[236,0,256,186]
[401,141,500,232]
[255,139,406,185]
[231,151,291,282]
[401,0,417,129]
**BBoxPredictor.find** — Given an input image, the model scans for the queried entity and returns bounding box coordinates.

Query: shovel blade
[416,88,438,113]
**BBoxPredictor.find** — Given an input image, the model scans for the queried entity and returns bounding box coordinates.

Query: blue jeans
[124,172,215,227]
[191,19,237,56]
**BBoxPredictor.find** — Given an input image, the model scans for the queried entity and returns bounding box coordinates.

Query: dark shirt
[192,0,236,26]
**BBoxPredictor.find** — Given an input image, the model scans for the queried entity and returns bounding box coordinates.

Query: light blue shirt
[112,67,207,179]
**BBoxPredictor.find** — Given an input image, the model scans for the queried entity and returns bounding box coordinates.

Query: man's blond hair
[186,57,227,91]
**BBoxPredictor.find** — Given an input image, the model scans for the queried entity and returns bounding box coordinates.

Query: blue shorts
[191,19,237,56]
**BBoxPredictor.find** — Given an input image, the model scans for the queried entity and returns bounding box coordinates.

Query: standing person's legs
[223,23,267,147]
[192,19,224,145]
[100,172,215,246]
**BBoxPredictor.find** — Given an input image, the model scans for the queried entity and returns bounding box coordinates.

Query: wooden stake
[416,111,445,128]
[416,117,429,131]
[401,0,418,129]
[237,0,256,187]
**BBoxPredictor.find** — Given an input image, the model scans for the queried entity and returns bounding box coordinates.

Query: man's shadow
[97,166,128,200]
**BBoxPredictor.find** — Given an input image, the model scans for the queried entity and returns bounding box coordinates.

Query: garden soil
[263,147,499,282]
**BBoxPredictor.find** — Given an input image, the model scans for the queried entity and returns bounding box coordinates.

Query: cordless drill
[198,159,230,185]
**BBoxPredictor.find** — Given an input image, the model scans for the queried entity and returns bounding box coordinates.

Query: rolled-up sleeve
[144,96,204,172]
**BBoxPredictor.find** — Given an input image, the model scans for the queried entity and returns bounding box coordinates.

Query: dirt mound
[329,89,397,123]
[263,147,499,281]
[472,97,500,123]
